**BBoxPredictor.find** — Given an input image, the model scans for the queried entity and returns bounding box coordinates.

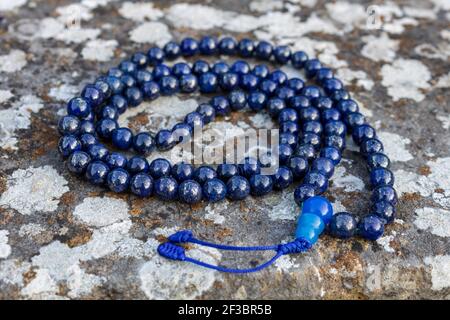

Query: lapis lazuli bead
[240,73,260,91]
[180,37,198,56]
[58,115,80,136]
[288,95,310,110]
[278,108,298,123]
[358,215,385,240]
[287,78,304,93]
[130,173,153,197]
[212,61,230,75]
[105,152,127,169]
[352,124,376,145]
[178,180,203,204]
[120,75,136,88]
[231,60,250,75]
[184,111,204,128]
[291,50,308,68]
[219,72,239,91]
[228,89,247,110]
[314,96,333,110]
[300,132,320,150]
[311,157,335,178]
[85,161,109,185]
[280,121,299,135]
[193,166,217,185]
[142,81,160,100]
[192,60,210,75]
[154,177,178,200]
[329,212,357,238]
[324,135,346,151]
[324,120,346,137]
[112,128,133,150]
[127,156,149,174]
[239,157,261,178]
[131,52,148,68]
[171,162,194,182]
[226,176,250,200]
[155,129,176,151]
[67,97,91,118]
[301,196,333,224]
[252,64,269,79]
[370,167,394,188]
[247,91,267,111]
[255,41,273,59]
[294,183,316,205]
[278,144,293,165]
[272,166,293,190]
[217,164,239,181]
[303,172,328,194]
[218,37,237,55]
[238,38,255,57]
[302,121,322,135]
[111,95,128,114]
[337,99,359,114]
[196,103,216,124]
[96,118,117,139]
[172,123,192,143]
[361,138,384,157]
[107,168,130,193]
[159,76,179,95]
[82,84,104,107]
[87,144,109,161]
[298,106,320,122]
[259,79,278,96]
[133,132,155,154]
[373,201,396,223]
[149,158,171,179]
[125,87,143,107]
[152,64,171,80]
[275,86,295,101]
[163,41,181,59]
[147,47,164,65]
[367,152,390,170]
[199,72,218,93]
[58,135,81,158]
[249,174,273,196]
[345,112,366,128]
[172,62,191,78]
[294,144,316,161]
[199,36,217,55]
[295,213,325,244]
[67,151,91,174]
[211,96,231,116]
[322,108,341,122]
[372,185,398,205]
[179,74,198,93]
[105,76,124,95]
[268,70,287,85]
[279,132,297,149]
[304,59,322,78]
[273,45,291,64]
[100,105,118,120]
[135,70,152,85]
[203,178,227,202]
[320,146,341,165]
[80,133,97,150]
[288,156,308,179]
[267,98,286,117]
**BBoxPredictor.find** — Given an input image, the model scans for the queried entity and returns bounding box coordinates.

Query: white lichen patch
[38,17,101,44]
[0,90,13,103]
[204,202,227,224]
[73,196,130,228]
[270,191,297,221]
[0,0,27,11]
[21,269,59,298]
[424,255,450,291]
[436,72,450,89]
[376,231,397,253]
[332,166,365,192]
[82,39,118,61]
[19,223,46,237]
[274,255,299,272]
[48,84,79,102]
[377,131,413,162]
[361,33,399,62]
[0,166,69,215]
[66,264,105,298]
[337,68,374,90]
[415,207,450,238]
[129,22,172,46]
[249,0,283,13]
[118,2,163,21]
[0,50,27,73]
[248,113,274,129]
[325,1,366,32]
[436,115,450,130]
[0,230,11,259]
[0,259,31,285]
[380,59,431,102]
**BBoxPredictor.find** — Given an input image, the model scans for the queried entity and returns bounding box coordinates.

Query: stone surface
[0,0,449,300]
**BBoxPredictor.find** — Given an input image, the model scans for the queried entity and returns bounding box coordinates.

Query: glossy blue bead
[127,156,149,174]
[314,96,333,110]
[85,161,109,185]
[133,132,155,154]
[279,132,297,149]
[358,215,385,240]
[278,108,298,123]
[105,76,124,95]
[217,164,239,181]
[295,213,325,244]
[259,79,278,96]
[119,60,137,74]
[218,37,237,55]
[238,38,255,57]
[211,96,231,116]
[345,112,366,128]
[131,52,148,68]
[322,108,341,122]
[67,151,91,174]
[370,168,394,188]
[107,68,123,78]
[87,143,109,161]
[147,47,164,65]
[324,120,346,137]
[320,146,341,165]
[125,87,143,106]
[142,81,160,100]
[172,123,192,143]
[149,158,171,179]
[329,212,357,238]
[287,78,304,93]
[171,162,194,182]
[367,152,390,170]
[198,72,218,93]
[120,74,137,88]
[299,132,321,150]
[352,124,376,145]
[311,157,335,178]
[249,174,273,196]
[273,45,291,64]
[80,133,97,150]
[155,129,175,151]
[323,78,343,94]
[304,59,322,78]
[315,68,334,83]
[268,70,287,85]
[196,103,216,124]
[100,105,118,120]
[192,60,210,75]
[159,76,179,95]
[193,166,217,185]
[172,62,191,78]
[219,72,239,91]
[105,152,127,169]
[372,185,398,205]
[152,64,171,80]
[199,36,217,55]
[275,86,295,101]
[212,61,230,75]
[228,90,247,110]
[230,60,250,75]
[294,183,316,205]
[111,95,128,114]
[324,135,346,151]
[184,111,204,129]
[300,85,321,99]
[288,156,308,179]
[112,128,133,150]
[154,177,178,201]
[373,201,396,223]
[304,171,328,194]
[107,168,130,193]
[280,121,299,135]
[81,84,104,107]
[163,41,181,59]
[303,121,322,135]
[226,176,250,200]
[337,99,359,114]
[248,91,267,111]
[333,88,352,103]
[252,64,270,78]
[96,118,117,139]
[294,144,316,161]
[291,51,308,68]
[267,98,286,117]
[67,97,91,118]
[301,196,333,224]
[58,115,80,135]
[94,78,111,99]
[178,180,203,204]
[278,144,293,164]
[288,95,310,110]
[130,173,153,197]
[180,37,198,56]
[203,178,227,202]
[298,106,320,122]
[272,166,293,190]
[239,157,261,178]
[361,138,384,157]
[255,41,273,59]
[240,73,260,91]
[58,135,81,157]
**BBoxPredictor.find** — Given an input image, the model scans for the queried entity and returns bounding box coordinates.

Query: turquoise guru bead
[57,36,397,274]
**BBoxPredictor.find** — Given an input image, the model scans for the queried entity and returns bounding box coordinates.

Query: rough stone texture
[0,0,449,300]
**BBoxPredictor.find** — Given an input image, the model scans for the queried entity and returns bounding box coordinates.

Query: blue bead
[301,196,333,224]
[196,103,216,124]
[212,61,230,75]
[67,151,91,174]
[226,176,250,200]
[323,78,343,94]
[358,215,385,240]
[259,79,278,96]
[278,108,298,123]
[219,72,239,91]
[217,164,239,181]
[371,185,398,205]
[268,70,287,85]
[287,78,304,93]
[120,75,137,88]
[249,174,273,196]
[178,180,203,204]
[255,41,273,59]
[315,68,334,83]
[272,166,293,190]
[171,162,194,182]
[252,64,270,78]
[230,60,250,75]
[94,78,111,99]
[324,135,346,151]
[294,183,316,205]
[324,120,346,137]
[192,60,210,75]
[304,171,328,194]
[133,132,155,154]
[273,45,291,64]
[131,52,148,68]
[67,97,91,118]
[58,135,81,157]
[184,111,204,128]
[302,121,322,135]
[154,177,178,200]
[159,76,179,95]
[127,156,149,174]
[125,87,143,106]
[287,156,309,180]
[248,91,267,111]
[320,146,341,165]
[275,86,295,101]
[142,81,160,100]
[155,129,175,150]
[107,68,123,78]
[58,115,80,135]
[361,138,384,156]
[199,36,217,55]
[82,84,104,107]
[337,99,359,114]
[228,90,247,110]
[322,108,342,122]
[295,213,325,244]
[147,47,164,65]
[279,121,299,138]
[238,38,255,57]
[331,89,351,102]
[267,98,286,117]
[373,201,396,223]
[172,123,192,143]
[279,132,297,149]
[80,133,97,150]
[198,72,218,93]
[152,64,171,80]
[163,41,181,59]
[240,73,260,91]
[345,112,366,128]
[329,212,357,238]
[278,144,293,164]
[367,152,390,170]
[111,95,128,114]
[299,132,321,150]
[105,152,128,169]
[304,59,322,78]
[352,124,376,145]
[149,158,171,179]
[85,161,109,185]
[288,95,310,110]
[100,105,118,120]
[96,118,117,139]
[172,62,191,78]
[291,51,308,68]
[180,37,198,56]
[107,168,130,193]
[314,96,333,110]
[130,173,153,197]
[298,106,320,122]
[203,178,227,202]
[311,157,335,178]
[112,128,133,150]
[294,144,316,161]
[119,60,137,74]
[300,85,321,99]
[370,168,394,188]
[105,76,124,95]
[211,96,231,116]
[218,37,237,55]
[87,144,109,161]
[239,157,261,178]
[193,166,217,185]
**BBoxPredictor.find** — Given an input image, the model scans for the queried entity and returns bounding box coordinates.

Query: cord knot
[157,242,186,261]
[278,237,312,254]
[168,230,193,243]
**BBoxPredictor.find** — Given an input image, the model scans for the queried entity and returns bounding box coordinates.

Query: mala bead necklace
[58,36,397,273]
